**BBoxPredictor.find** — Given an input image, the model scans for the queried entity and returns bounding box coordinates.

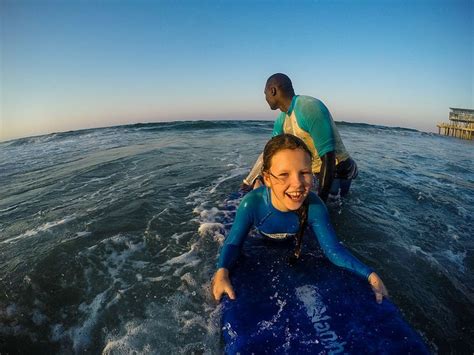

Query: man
[243,73,358,202]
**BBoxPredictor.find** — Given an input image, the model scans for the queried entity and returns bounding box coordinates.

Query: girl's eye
[279,173,289,177]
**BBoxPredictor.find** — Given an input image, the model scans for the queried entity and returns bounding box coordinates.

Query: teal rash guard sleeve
[217,188,373,280]
[272,112,286,136]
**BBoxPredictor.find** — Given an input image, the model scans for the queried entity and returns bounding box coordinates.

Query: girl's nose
[289,172,305,186]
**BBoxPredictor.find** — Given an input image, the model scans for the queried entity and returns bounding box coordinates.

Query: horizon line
[0,118,430,144]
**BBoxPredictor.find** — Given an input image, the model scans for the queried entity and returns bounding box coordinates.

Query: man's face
[264,83,278,110]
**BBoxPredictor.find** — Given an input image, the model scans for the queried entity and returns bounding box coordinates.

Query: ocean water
[0,120,472,354]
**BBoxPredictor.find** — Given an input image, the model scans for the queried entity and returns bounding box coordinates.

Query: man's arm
[242,114,285,188]
[318,151,335,202]
[295,98,336,202]
[242,153,263,187]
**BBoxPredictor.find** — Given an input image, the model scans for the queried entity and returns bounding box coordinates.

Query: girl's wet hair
[262,134,313,172]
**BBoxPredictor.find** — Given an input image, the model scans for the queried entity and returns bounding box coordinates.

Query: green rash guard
[273,95,350,173]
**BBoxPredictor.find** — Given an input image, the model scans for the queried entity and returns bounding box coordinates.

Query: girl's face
[263,148,313,212]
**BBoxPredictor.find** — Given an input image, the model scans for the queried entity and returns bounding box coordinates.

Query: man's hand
[241,176,263,192]
[240,182,252,192]
[211,268,236,302]
[253,178,263,189]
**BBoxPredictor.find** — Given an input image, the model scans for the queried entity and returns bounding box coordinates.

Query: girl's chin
[283,199,305,211]
[284,193,307,207]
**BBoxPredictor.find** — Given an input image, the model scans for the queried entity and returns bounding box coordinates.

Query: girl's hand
[368,272,388,304]
[212,268,236,302]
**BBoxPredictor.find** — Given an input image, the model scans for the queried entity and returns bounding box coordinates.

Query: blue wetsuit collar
[287,95,298,115]
[264,186,274,211]
[264,186,282,214]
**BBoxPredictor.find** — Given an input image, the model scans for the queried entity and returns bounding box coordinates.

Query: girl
[212,134,387,303]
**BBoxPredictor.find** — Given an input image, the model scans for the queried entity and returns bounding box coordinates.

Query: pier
[437,108,474,140]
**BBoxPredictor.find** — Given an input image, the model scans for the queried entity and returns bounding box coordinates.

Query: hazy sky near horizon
[1,0,472,141]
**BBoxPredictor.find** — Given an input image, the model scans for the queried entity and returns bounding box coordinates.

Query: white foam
[441,250,466,272]
[48,233,149,350]
[5,303,17,317]
[222,322,237,339]
[408,245,441,267]
[198,223,224,239]
[131,260,149,269]
[456,206,468,219]
[101,320,153,354]
[23,275,32,285]
[138,189,154,198]
[161,243,199,266]
[446,224,461,241]
[173,259,201,277]
[199,207,220,220]
[156,241,202,278]
[70,290,108,351]
[170,231,191,244]
[145,276,165,282]
[185,187,207,206]
[32,309,48,326]
[50,323,65,342]
[88,173,118,183]
[1,215,76,244]
[0,204,18,213]
[76,231,92,237]
[101,293,222,354]
[208,168,247,194]
[392,208,401,218]
[144,208,169,236]
[180,272,197,287]
[257,297,287,331]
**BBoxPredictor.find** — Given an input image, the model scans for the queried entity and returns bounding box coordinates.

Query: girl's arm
[308,195,388,302]
[213,193,256,301]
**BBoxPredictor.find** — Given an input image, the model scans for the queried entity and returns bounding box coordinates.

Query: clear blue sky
[1,0,472,140]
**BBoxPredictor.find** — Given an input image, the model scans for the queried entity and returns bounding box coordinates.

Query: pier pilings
[437,122,474,140]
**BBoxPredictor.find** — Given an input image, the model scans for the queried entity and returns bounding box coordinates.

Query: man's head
[264,73,295,111]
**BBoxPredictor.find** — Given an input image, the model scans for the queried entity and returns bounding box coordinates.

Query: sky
[1,0,472,141]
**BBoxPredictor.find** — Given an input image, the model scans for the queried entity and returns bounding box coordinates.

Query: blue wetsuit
[218,187,373,280]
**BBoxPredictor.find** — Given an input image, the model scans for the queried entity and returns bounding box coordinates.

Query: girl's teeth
[287,192,303,200]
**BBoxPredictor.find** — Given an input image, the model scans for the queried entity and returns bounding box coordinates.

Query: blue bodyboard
[220,191,429,354]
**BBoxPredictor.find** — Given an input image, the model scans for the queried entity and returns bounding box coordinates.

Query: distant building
[437,108,474,140]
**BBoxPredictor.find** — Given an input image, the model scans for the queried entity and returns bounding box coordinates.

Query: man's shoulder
[296,95,327,112]
[294,96,331,130]
[297,95,320,103]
